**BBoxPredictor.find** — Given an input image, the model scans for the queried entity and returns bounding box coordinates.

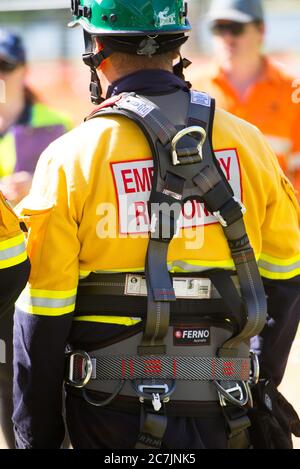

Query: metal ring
[248,351,260,386]
[215,380,249,407]
[65,350,93,389]
[171,126,207,166]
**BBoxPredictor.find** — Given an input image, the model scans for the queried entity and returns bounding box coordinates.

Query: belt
[77,272,241,300]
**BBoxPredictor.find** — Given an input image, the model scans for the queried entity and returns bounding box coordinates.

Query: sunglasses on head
[211,22,247,37]
[0,60,19,73]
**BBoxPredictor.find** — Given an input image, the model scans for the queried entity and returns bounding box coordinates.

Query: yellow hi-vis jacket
[0,192,27,269]
[15,106,300,325]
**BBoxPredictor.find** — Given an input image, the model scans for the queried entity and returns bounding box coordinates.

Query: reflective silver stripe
[258,258,300,274]
[0,242,25,260]
[167,260,233,272]
[265,135,292,155]
[288,152,300,171]
[21,295,76,308]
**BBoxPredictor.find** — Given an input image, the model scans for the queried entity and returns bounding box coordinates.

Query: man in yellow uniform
[0,193,29,315]
[0,192,29,446]
[196,0,300,190]
[13,0,300,449]
[0,29,72,448]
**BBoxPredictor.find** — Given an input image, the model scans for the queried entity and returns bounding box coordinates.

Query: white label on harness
[111,149,242,235]
[125,274,212,299]
[191,91,211,107]
[118,96,155,118]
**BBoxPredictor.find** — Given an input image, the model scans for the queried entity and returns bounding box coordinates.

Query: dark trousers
[65,393,229,449]
[0,309,14,449]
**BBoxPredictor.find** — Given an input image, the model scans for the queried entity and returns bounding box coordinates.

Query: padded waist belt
[66,327,252,404]
[77,272,241,299]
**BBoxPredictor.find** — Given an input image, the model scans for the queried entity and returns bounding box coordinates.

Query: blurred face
[0,58,26,104]
[211,20,265,65]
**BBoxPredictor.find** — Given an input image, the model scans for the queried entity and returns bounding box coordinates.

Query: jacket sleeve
[0,192,30,320]
[13,142,81,448]
[252,141,300,385]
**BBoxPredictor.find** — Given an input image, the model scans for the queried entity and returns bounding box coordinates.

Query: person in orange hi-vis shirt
[196,0,300,194]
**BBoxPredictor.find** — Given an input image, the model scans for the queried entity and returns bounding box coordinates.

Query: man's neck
[0,93,26,135]
[222,55,264,98]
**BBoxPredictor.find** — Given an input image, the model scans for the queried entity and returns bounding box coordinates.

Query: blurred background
[0,0,299,449]
[0,0,299,123]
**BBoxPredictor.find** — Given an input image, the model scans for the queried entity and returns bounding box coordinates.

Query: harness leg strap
[135,407,168,449]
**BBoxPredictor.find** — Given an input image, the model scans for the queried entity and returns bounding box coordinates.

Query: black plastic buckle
[132,380,176,412]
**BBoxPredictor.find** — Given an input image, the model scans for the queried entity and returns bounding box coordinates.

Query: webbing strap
[78,355,251,382]
[135,411,167,449]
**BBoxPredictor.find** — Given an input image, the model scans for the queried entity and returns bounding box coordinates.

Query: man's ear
[93,37,104,53]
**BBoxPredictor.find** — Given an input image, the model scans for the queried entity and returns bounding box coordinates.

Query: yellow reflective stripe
[79,270,91,279]
[258,267,300,280]
[74,316,141,326]
[260,253,300,266]
[25,288,77,299]
[16,287,77,316]
[258,253,300,280]
[0,234,25,250]
[16,302,75,316]
[0,234,27,269]
[0,251,27,269]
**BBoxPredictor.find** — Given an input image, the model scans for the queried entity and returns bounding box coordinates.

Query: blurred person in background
[0,28,72,448]
[196,0,300,193]
[0,29,72,206]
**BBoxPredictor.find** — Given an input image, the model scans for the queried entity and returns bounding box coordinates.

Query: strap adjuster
[215,380,250,407]
[65,350,93,388]
[171,126,206,166]
[132,381,176,412]
[213,197,246,227]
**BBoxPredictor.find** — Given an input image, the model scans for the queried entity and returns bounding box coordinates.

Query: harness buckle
[65,350,93,389]
[215,380,249,407]
[248,351,260,386]
[213,197,246,228]
[152,393,162,412]
[133,381,176,412]
[171,126,206,166]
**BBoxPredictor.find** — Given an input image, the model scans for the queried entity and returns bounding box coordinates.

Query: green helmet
[70,0,191,36]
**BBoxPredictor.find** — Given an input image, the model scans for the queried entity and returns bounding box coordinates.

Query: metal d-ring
[171,126,207,166]
[65,350,93,389]
[215,380,250,407]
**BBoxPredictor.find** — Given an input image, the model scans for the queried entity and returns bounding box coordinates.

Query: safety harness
[65,91,267,449]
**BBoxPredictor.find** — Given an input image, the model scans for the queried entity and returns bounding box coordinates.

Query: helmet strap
[82,31,114,105]
[173,55,192,89]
